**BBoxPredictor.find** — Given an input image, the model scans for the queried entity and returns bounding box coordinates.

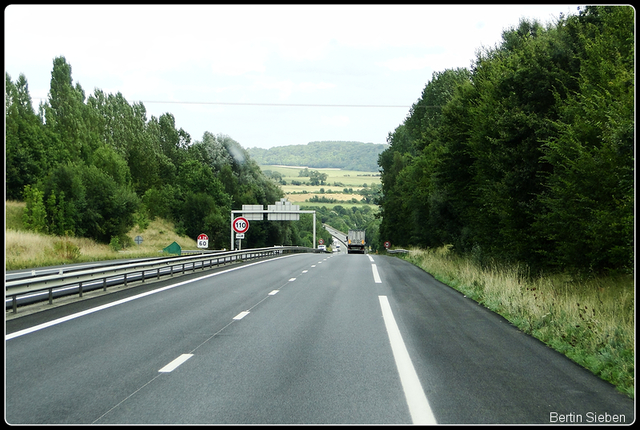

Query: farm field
[259,165,380,208]
[259,165,380,189]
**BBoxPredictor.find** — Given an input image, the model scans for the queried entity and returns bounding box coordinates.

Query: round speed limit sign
[232,217,249,234]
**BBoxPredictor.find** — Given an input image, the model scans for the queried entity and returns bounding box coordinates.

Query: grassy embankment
[261,165,379,209]
[399,246,634,398]
[5,200,197,271]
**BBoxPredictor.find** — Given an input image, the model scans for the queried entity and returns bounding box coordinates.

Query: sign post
[232,217,249,250]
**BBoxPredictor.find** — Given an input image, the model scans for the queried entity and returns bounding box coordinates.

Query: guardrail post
[157,268,160,280]
[142,270,145,283]
[124,273,127,287]
[49,288,53,304]
[79,282,83,298]
[103,278,107,291]
[12,296,17,313]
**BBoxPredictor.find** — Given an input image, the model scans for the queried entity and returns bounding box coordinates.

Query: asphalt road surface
[5,253,634,424]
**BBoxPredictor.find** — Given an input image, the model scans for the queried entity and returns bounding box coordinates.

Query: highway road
[5,252,634,424]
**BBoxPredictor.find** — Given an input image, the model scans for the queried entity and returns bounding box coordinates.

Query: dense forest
[5,57,334,250]
[378,6,634,274]
[247,141,387,171]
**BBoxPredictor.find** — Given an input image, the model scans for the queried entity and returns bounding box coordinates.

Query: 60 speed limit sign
[232,217,249,234]
[197,233,209,249]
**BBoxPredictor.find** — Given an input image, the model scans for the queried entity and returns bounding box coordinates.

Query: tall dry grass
[5,229,112,269]
[5,200,198,270]
[402,246,634,398]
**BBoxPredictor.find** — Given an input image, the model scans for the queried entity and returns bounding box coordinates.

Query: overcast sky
[5,4,578,149]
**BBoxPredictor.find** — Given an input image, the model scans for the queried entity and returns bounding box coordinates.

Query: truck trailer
[347,229,366,254]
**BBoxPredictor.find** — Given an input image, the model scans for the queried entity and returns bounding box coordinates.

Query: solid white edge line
[158,354,193,373]
[378,295,437,425]
[6,254,298,340]
[372,264,382,283]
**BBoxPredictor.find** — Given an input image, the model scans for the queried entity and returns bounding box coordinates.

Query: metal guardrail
[386,249,409,254]
[5,246,319,313]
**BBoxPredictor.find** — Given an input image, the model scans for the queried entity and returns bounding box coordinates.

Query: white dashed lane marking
[158,354,194,373]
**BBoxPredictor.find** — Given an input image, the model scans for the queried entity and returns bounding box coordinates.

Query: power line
[137,100,412,108]
[32,96,441,109]
[32,96,410,108]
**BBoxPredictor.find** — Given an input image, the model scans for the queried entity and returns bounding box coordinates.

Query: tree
[22,185,47,233]
[309,170,328,186]
[76,164,140,243]
[5,73,50,199]
[43,57,99,164]
[536,5,634,272]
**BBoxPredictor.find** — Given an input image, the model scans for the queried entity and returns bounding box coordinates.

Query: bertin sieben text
[549,411,626,423]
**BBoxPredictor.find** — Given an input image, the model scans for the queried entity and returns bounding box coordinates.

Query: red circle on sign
[232,217,249,234]
[384,241,391,249]
[198,234,209,241]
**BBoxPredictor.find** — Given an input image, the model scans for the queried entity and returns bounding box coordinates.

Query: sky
[5,4,579,149]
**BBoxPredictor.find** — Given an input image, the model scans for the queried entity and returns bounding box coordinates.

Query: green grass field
[260,165,380,188]
[260,165,380,209]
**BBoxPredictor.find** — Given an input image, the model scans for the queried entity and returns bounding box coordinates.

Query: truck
[346,229,366,254]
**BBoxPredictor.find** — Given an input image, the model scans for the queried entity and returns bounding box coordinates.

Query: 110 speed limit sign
[232,217,249,234]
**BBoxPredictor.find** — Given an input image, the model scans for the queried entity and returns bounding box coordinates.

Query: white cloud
[320,115,350,127]
[5,4,578,149]
[380,56,433,72]
[248,78,336,100]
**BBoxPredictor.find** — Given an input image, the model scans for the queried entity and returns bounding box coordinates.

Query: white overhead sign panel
[268,198,299,221]
[241,204,264,220]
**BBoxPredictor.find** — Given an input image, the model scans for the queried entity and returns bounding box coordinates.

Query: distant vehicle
[318,244,326,251]
[347,229,366,254]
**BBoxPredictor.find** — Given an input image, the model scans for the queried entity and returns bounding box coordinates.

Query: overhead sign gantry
[230,198,316,250]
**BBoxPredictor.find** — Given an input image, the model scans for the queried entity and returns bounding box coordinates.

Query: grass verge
[5,201,197,270]
[400,246,634,398]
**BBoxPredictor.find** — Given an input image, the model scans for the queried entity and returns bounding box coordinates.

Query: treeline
[247,141,387,171]
[5,57,323,250]
[378,6,633,274]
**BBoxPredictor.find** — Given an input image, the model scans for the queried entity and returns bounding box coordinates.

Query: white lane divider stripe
[378,296,437,424]
[233,311,250,320]
[158,354,193,373]
[268,290,279,296]
[372,264,382,283]
[368,255,375,262]
[289,278,296,282]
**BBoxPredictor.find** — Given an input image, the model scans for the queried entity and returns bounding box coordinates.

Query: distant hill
[247,141,388,172]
